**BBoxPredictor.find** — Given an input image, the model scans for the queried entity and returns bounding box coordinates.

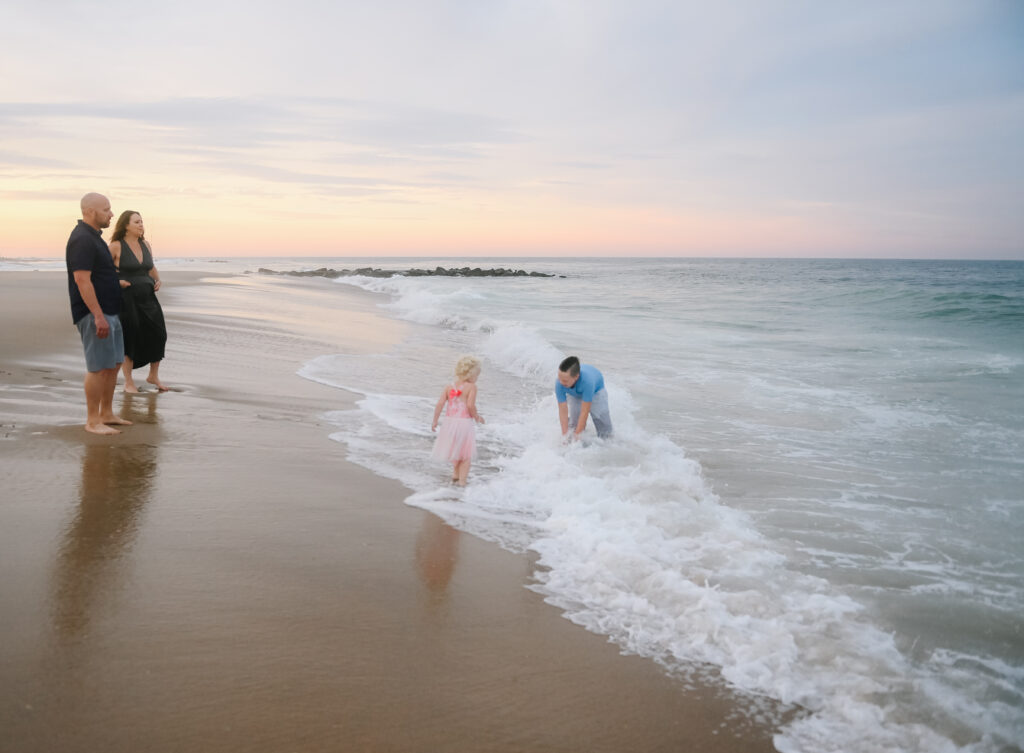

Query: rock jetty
[256,266,558,278]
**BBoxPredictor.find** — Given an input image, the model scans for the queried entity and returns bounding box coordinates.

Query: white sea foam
[300,259,1024,753]
[0,258,67,271]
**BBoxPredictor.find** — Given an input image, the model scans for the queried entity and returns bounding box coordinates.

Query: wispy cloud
[0,0,1021,257]
[0,97,526,152]
[0,150,75,169]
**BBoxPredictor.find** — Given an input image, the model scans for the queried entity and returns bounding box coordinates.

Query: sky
[1,0,1022,259]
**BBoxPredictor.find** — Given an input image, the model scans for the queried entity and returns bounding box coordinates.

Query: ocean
[9,255,1023,752]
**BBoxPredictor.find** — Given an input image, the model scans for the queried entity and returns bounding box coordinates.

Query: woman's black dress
[117,240,166,369]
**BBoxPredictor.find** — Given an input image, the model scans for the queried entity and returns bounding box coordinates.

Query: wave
[301,270,1023,753]
[0,258,65,271]
[883,290,1022,326]
[918,292,1024,324]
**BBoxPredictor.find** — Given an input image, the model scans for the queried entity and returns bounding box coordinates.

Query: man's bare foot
[102,415,133,426]
[85,423,121,435]
[146,376,169,392]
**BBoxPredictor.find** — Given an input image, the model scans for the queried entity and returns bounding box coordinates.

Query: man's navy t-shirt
[66,220,120,324]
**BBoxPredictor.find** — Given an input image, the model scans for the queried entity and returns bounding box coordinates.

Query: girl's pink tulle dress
[432,386,477,462]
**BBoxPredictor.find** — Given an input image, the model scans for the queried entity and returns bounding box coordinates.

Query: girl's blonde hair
[454,355,481,381]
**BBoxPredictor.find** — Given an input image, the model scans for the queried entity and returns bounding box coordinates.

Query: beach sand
[0,271,781,753]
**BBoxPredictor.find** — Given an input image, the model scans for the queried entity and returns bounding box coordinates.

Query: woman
[109,210,169,392]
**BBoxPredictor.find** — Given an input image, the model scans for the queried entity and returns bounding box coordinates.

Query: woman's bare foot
[124,382,142,393]
[146,376,170,392]
[85,423,121,435]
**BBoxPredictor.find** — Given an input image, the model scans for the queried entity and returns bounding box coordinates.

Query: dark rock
[257,266,556,279]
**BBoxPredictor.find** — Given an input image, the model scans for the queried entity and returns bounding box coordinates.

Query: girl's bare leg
[146,360,169,392]
[451,462,459,483]
[456,460,471,487]
[122,356,140,393]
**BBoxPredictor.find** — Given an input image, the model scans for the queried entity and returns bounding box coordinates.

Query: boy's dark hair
[559,356,580,376]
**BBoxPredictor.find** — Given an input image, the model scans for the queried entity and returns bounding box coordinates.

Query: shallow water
[291,257,1024,753]
[12,256,1022,751]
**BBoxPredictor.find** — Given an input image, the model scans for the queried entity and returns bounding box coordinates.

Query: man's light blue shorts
[75,313,124,372]
[566,389,613,438]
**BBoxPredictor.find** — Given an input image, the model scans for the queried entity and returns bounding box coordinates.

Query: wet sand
[0,270,781,752]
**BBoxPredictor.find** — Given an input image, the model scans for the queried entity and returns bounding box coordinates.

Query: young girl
[431,355,485,486]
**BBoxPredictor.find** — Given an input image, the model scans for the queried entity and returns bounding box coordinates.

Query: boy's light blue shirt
[555,364,605,403]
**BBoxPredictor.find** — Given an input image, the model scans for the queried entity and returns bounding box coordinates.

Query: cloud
[0,1,1022,256]
[0,188,81,201]
[0,150,75,169]
[0,97,526,154]
[0,96,533,201]
[189,156,420,195]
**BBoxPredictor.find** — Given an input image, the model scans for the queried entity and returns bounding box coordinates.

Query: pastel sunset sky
[2,1,1022,259]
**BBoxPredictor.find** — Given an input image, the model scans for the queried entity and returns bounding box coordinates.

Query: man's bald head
[80,193,113,231]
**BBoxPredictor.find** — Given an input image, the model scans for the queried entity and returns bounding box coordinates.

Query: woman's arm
[147,243,161,291]
[108,241,130,288]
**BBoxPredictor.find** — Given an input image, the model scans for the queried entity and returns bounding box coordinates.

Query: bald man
[66,193,132,434]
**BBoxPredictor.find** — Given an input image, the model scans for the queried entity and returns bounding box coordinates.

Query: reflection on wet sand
[51,441,158,639]
[415,513,461,607]
[119,391,159,425]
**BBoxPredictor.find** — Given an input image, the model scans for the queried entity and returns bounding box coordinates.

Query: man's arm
[558,401,569,435]
[72,270,109,338]
[574,402,592,437]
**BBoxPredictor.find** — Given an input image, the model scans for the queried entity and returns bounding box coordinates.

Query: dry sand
[0,270,782,752]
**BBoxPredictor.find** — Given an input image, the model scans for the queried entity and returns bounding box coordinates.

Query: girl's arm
[464,383,485,424]
[431,385,449,431]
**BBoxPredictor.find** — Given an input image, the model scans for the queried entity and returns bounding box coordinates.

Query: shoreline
[0,271,781,752]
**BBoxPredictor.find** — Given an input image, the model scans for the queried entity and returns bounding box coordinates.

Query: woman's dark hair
[110,210,143,243]
[559,355,580,376]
